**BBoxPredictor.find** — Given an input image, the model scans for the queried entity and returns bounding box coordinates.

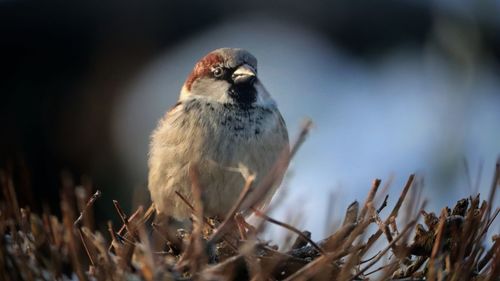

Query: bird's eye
[212,67,224,78]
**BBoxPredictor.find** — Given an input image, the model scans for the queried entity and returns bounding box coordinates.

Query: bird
[148,48,289,225]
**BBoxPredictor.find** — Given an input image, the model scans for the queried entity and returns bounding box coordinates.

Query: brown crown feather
[185,53,224,91]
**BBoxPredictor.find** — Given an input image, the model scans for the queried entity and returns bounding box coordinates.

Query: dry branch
[0,136,499,281]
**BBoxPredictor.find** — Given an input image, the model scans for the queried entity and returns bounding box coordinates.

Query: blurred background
[1,0,499,239]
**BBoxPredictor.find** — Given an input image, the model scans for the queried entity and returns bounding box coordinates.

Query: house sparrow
[148,48,289,223]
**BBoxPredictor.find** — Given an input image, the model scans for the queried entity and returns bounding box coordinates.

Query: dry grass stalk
[0,173,497,280]
[0,128,499,280]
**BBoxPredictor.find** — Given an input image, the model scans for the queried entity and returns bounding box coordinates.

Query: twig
[113,200,135,240]
[320,222,357,252]
[252,208,326,255]
[359,251,381,265]
[291,230,312,250]
[175,190,238,252]
[237,120,313,248]
[174,191,215,229]
[479,208,500,239]
[208,174,255,243]
[234,213,249,240]
[248,119,313,217]
[363,174,415,253]
[377,194,389,214]
[110,203,154,253]
[176,163,207,273]
[78,228,95,266]
[117,205,148,235]
[359,178,381,219]
[189,164,204,223]
[350,218,419,281]
[74,190,101,227]
[389,174,415,220]
[114,232,135,246]
[283,244,365,281]
[290,119,313,158]
[343,201,359,226]
[151,222,172,244]
[478,236,499,272]
[107,221,121,249]
[392,256,428,279]
[61,192,88,281]
[428,208,447,281]
[175,190,194,210]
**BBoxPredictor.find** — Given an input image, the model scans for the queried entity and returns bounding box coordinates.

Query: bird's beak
[232,64,256,85]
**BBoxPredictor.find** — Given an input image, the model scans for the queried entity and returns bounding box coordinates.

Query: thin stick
[359,251,381,265]
[189,163,204,224]
[252,208,326,255]
[477,207,499,241]
[116,205,151,235]
[177,164,207,274]
[283,244,365,281]
[110,203,154,252]
[151,223,172,244]
[234,213,249,240]
[237,120,313,245]
[364,174,415,252]
[350,218,418,281]
[377,195,389,214]
[249,119,313,217]
[78,228,95,266]
[175,190,194,210]
[389,174,415,220]
[478,236,499,272]
[377,173,394,203]
[113,200,136,240]
[343,201,359,226]
[61,194,88,281]
[208,175,255,243]
[114,233,135,246]
[174,191,215,229]
[359,178,381,219]
[428,208,447,281]
[74,190,101,227]
[289,119,313,158]
[174,191,238,251]
[142,203,156,226]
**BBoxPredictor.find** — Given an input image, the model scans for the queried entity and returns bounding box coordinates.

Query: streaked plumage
[148,48,289,221]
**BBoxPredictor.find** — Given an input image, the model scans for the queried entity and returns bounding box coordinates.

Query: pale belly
[148,100,289,220]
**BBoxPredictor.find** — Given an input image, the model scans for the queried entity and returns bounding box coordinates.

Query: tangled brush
[1,124,498,280]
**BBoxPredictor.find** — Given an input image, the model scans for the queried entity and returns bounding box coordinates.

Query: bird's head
[180,48,273,107]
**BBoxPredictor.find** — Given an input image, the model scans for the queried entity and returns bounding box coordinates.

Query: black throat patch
[228,84,257,107]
